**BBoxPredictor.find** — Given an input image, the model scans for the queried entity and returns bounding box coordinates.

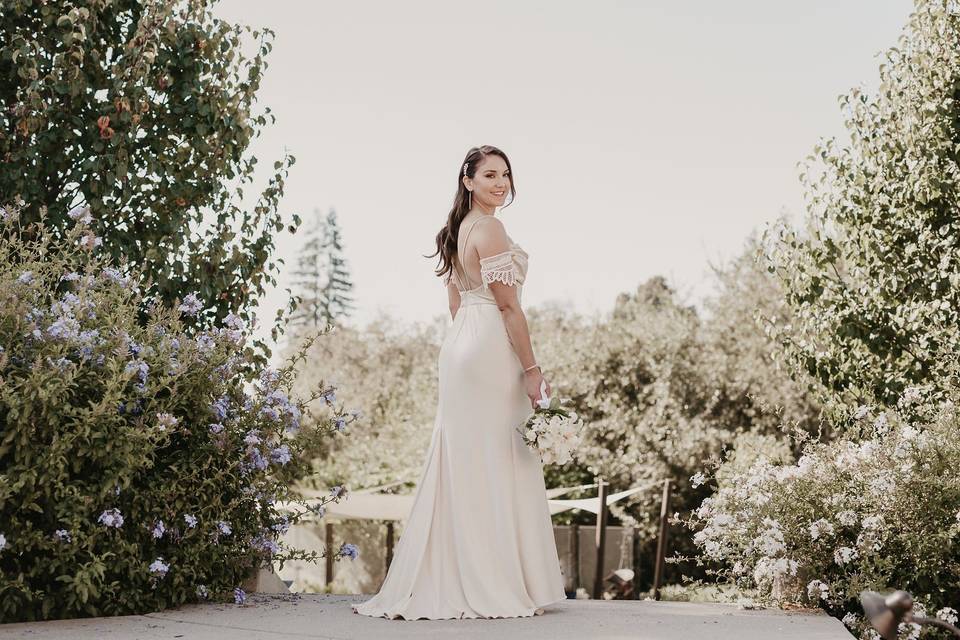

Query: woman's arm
[491,283,551,408]
[471,217,551,407]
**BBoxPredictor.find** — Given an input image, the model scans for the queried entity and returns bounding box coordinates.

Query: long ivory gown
[351,214,567,620]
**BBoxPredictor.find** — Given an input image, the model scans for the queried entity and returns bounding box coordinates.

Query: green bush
[0,202,357,622]
[687,376,960,638]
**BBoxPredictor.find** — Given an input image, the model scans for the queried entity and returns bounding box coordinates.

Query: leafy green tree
[760,0,960,423]
[0,0,299,355]
[701,229,827,447]
[290,208,354,330]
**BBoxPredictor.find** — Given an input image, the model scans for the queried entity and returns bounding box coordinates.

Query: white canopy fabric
[546,485,649,515]
[277,482,649,522]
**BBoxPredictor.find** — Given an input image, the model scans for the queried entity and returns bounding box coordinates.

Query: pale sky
[210,1,914,353]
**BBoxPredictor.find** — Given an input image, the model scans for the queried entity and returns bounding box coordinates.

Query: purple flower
[251,534,280,554]
[156,413,178,431]
[61,271,81,282]
[184,514,198,528]
[330,485,345,498]
[258,367,280,390]
[211,396,229,421]
[339,542,359,560]
[334,416,347,432]
[98,508,124,528]
[208,423,225,434]
[196,584,209,599]
[47,316,81,340]
[151,519,165,539]
[196,334,216,353]
[101,267,131,287]
[80,232,102,250]
[149,557,169,578]
[271,516,290,535]
[67,204,92,224]
[233,587,246,604]
[125,359,149,383]
[178,292,202,316]
[259,406,279,421]
[248,448,268,470]
[270,445,292,465]
[17,270,34,284]
[0,533,7,552]
[47,356,71,371]
[243,430,262,445]
[217,521,232,536]
[54,529,71,542]
[266,390,288,405]
[223,313,244,330]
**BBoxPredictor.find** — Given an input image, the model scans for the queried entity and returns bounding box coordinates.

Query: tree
[0,0,299,356]
[700,228,828,446]
[290,207,354,330]
[291,209,353,327]
[760,0,960,423]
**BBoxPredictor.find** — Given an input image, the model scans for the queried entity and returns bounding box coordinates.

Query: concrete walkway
[1,594,853,640]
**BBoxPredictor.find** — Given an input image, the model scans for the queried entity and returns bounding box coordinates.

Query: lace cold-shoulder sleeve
[479,250,522,290]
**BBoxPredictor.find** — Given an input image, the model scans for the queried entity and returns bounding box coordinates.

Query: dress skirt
[351,289,567,620]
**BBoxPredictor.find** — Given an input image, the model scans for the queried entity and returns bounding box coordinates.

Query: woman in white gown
[351,145,567,620]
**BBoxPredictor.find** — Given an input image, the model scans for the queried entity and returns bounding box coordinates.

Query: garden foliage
[0,203,355,622]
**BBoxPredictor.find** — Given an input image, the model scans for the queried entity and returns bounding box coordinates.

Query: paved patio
[1,594,853,640]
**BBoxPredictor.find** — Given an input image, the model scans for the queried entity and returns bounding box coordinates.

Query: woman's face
[465,155,511,208]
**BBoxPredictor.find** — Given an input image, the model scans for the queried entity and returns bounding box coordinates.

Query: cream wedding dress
[351,214,567,620]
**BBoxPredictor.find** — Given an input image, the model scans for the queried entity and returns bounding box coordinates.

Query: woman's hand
[524,368,551,410]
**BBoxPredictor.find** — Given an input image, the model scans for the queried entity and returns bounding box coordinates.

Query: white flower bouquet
[516,379,584,465]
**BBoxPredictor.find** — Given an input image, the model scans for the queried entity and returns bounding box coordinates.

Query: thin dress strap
[455,215,494,290]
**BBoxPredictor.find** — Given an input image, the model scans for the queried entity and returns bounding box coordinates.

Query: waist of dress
[459,288,508,307]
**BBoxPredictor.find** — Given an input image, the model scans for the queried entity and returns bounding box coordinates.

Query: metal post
[385,521,395,574]
[652,479,672,600]
[325,521,334,586]
[592,477,608,599]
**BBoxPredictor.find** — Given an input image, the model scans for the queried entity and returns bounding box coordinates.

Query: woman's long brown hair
[426,145,516,284]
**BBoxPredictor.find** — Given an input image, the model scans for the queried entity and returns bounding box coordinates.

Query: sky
[210,1,915,353]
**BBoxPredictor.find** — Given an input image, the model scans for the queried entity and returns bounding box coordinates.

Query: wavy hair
[427,145,516,284]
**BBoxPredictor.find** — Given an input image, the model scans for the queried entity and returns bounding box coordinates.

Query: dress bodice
[444,215,529,303]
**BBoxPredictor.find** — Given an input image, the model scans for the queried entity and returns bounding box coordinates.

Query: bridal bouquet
[516,379,584,465]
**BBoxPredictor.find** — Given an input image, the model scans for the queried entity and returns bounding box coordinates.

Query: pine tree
[290,207,355,329]
[320,208,356,324]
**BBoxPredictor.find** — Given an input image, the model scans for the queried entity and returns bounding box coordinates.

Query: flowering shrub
[688,386,960,638]
[0,204,357,622]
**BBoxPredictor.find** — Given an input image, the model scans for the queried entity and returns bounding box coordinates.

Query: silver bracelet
[523,363,541,373]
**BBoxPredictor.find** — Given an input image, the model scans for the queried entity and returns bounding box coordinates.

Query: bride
[351,144,567,620]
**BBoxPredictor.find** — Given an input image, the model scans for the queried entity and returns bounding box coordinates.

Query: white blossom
[936,608,959,626]
[833,546,857,564]
[806,579,829,601]
[809,519,835,540]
